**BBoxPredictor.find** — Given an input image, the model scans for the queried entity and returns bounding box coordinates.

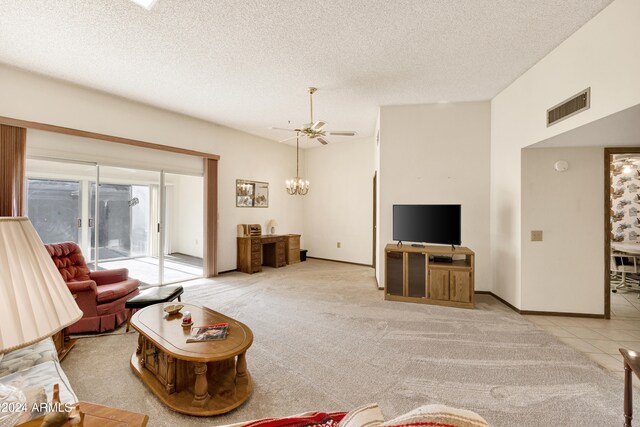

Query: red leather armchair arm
[66,280,99,317]
[90,268,129,286]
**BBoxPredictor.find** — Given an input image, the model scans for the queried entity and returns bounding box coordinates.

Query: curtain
[203,158,218,277]
[0,125,26,217]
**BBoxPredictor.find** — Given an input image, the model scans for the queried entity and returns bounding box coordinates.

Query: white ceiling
[0,0,614,147]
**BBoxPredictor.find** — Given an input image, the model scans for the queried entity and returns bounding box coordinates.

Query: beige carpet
[63,259,632,426]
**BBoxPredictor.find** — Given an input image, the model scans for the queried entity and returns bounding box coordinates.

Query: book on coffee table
[187,323,228,342]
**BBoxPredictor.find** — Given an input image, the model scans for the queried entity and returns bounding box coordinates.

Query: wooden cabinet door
[407,252,426,298]
[429,269,450,300]
[450,271,471,302]
[386,251,404,296]
[143,340,159,375]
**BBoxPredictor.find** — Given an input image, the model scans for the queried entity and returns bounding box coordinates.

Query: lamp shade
[267,219,278,228]
[0,217,82,354]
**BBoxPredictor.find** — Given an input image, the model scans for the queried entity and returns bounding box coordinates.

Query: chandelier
[285,132,309,195]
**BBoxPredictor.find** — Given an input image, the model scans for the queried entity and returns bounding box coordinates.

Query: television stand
[411,243,425,248]
[384,244,475,309]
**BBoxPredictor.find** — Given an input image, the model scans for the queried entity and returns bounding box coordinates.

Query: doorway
[372,171,377,271]
[605,148,640,319]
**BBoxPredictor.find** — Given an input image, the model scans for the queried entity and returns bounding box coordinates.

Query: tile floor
[523,289,640,381]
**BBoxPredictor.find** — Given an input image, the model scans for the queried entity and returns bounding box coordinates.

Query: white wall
[169,174,204,258]
[0,64,304,273]
[378,102,491,291]
[491,0,640,310]
[521,147,604,314]
[303,137,374,265]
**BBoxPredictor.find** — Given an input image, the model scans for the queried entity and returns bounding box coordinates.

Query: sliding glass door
[162,173,204,283]
[92,166,161,286]
[25,158,96,250]
[26,179,81,244]
[26,157,203,287]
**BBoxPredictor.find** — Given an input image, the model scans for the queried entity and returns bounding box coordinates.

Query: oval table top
[130,303,253,362]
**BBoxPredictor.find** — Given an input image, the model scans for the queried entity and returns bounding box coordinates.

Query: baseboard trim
[475,291,605,319]
[217,269,238,275]
[519,310,605,319]
[475,290,520,313]
[306,256,373,268]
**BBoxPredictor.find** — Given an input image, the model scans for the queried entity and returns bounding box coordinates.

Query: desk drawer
[287,249,300,264]
[289,242,300,251]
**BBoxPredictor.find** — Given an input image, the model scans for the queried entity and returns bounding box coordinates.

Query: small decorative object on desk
[181,311,192,327]
[163,304,184,315]
[187,323,228,343]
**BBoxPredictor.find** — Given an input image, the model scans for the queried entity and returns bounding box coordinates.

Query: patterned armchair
[45,242,140,333]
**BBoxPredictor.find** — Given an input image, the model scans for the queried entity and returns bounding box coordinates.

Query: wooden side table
[620,348,640,427]
[52,294,78,361]
[51,329,76,362]
[17,401,148,427]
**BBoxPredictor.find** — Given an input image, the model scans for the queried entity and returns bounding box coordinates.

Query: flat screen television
[393,204,461,245]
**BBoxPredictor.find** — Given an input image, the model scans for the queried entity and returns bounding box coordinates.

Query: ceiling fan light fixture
[286,132,309,196]
[129,0,158,10]
[311,121,327,131]
[328,131,357,136]
[270,87,357,146]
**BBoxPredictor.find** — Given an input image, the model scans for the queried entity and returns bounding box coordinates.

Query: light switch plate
[531,230,543,242]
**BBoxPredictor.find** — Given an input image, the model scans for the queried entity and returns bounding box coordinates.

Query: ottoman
[125,285,184,332]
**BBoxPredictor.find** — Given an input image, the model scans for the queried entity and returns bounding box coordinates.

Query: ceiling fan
[271,87,357,145]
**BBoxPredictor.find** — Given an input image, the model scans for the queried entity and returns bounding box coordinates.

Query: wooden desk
[18,401,148,427]
[237,234,299,274]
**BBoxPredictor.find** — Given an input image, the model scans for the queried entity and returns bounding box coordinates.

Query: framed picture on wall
[254,181,269,207]
[236,179,268,208]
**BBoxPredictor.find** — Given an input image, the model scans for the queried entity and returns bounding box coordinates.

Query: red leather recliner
[45,242,140,334]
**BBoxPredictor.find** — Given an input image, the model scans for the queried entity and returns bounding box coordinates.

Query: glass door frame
[26,156,204,286]
[26,156,98,260]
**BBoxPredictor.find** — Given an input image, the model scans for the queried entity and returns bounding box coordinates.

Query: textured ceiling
[0,0,614,147]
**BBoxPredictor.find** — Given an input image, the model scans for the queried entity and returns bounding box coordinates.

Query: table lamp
[267,219,278,235]
[0,217,83,426]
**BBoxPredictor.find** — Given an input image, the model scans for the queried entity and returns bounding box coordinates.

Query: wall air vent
[547,87,590,127]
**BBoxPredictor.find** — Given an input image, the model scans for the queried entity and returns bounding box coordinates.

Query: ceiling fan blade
[271,127,299,132]
[311,120,327,131]
[317,137,330,145]
[279,135,298,143]
[328,131,357,136]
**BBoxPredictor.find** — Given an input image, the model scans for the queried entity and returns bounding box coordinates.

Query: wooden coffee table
[129,303,253,416]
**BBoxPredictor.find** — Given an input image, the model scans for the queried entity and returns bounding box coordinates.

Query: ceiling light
[285,132,309,196]
[129,0,158,10]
